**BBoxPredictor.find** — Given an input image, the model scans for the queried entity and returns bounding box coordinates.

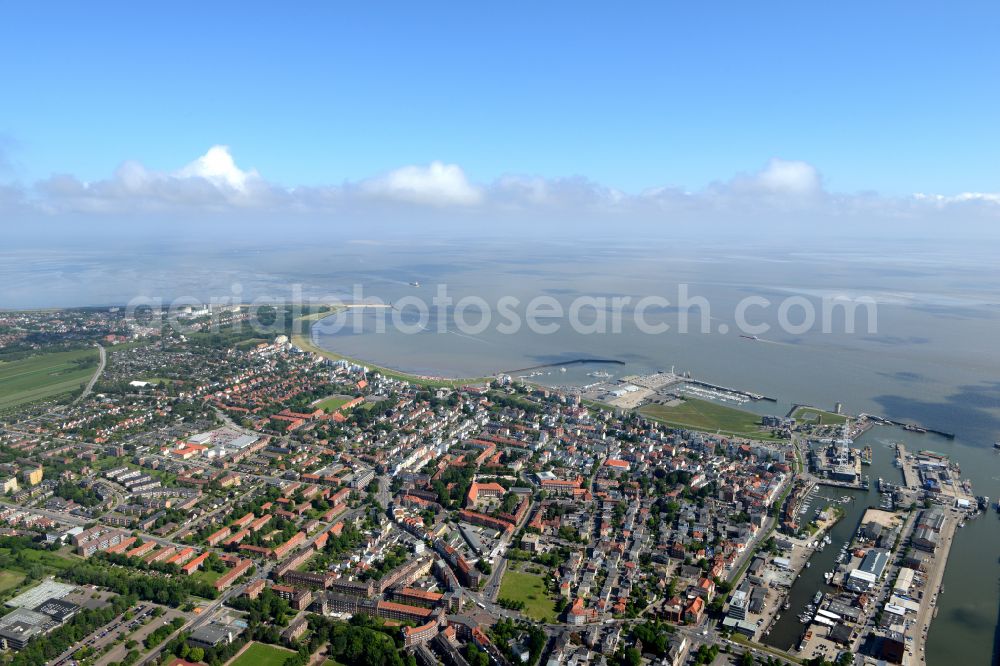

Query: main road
[73,343,106,405]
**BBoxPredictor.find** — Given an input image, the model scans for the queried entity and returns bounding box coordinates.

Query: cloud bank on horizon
[2,146,999,235]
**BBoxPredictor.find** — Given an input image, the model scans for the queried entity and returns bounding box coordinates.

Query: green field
[0,544,78,573]
[314,395,352,412]
[0,348,99,410]
[191,568,225,586]
[0,571,26,595]
[138,376,174,386]
[638,397,777,440]
[228,642,295,666]
[498,569,557,622]
[791,406,849,426]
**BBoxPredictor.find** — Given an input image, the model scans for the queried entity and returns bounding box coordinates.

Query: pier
[503,358,625,374]
[897,444,922,489]
[861,413,955,439]
[686,379,777,402]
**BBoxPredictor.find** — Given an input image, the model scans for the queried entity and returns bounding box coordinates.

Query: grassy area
[638,397,779,440]
[729,634,803,664]
[138,377,174,385]
[0,545,79,573]
[498,569,558,622]
[0,347,99,410]
[0,570,26,595]
[314,395,352,412]
[190,568,225,586]
[291,310,491,389]
[235,337,270,350]
[791,406,849,426]
[228,642,295,666]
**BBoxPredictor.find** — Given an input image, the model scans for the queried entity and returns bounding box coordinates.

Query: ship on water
[861,445,873,465]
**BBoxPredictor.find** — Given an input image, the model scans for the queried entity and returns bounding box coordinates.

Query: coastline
[916,511,959,665]
[291,309,492,389]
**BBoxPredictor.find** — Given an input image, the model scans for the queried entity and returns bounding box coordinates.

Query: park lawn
[0,570,26,595]
[791,406,849,426]
[638,397,778,440]
[0,348,99,410]
[315,395,352,412]
[191,568,225,586]
[498,569,558,622]
[228,641,295,666]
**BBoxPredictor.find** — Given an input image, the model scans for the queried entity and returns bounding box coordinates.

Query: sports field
[314,395,352,412]
[0,348,99,410]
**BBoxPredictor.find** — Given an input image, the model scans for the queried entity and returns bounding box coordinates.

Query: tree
[466,645,489,666]
[188,647,204,662]
[621,647,641,666]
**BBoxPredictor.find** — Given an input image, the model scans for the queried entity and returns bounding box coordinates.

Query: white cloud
[3,148,999,237]
[754,158,822,195]
[361,161,481,205]
[176,145,258,191]
[29,146,280,213]
[726,158,822,197]
[914,192,1000,206]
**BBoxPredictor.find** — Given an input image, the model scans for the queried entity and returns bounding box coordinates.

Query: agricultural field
[498,569,557,622]
[638,397,777,440]
[0,347,99,410]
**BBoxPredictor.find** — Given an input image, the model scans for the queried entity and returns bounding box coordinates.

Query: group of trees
[144,616,185,649]
[360,544,410,581]
[288,614,416,666]
[489,617,546,665]
[629,620,675,657]
[54,480,102,506]
[431,463,475,509]
[497,597,526,611]
[100,550,182,576]
[63,562,218,606]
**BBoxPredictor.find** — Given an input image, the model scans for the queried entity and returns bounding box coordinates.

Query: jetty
[686,379,776,402]
[861,413,955,439]
[503,358,625,374]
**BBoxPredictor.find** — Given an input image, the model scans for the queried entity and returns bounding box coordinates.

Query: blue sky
[2,1,999,197]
